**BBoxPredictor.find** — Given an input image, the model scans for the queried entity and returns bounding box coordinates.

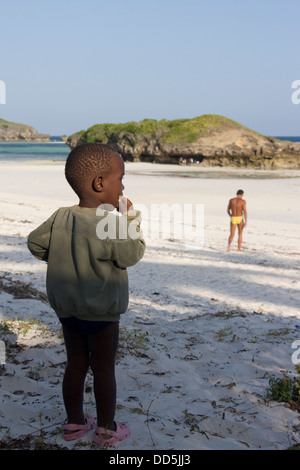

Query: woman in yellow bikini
[227,190,247,251]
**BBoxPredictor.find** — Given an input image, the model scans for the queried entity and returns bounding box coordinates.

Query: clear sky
[1,0,300,136]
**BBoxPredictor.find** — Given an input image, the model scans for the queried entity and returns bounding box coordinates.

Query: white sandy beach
[0,161,300,450]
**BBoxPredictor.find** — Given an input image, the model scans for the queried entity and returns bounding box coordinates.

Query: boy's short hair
[65,143,120,197]
[237,189,244,195]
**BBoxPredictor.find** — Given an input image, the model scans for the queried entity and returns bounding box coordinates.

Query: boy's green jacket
[27,205,145,322]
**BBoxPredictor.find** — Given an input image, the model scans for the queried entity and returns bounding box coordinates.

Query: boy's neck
[78,197,99,208]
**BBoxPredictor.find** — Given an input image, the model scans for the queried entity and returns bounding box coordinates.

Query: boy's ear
[92,176,103,192]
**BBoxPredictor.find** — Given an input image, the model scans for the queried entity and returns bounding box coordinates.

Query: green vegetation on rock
[0,118,31,127]
[71,115,260,147]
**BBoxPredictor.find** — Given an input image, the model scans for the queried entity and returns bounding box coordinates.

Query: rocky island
[0,118,50,141]
[66,115,300,169]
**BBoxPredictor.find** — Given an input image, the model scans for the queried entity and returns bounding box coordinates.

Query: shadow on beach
[0,233,300,449]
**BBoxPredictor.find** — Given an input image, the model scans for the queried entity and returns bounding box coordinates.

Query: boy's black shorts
[59,316,114,336]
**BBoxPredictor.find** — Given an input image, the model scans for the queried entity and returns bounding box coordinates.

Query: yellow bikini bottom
[231,216,243,225]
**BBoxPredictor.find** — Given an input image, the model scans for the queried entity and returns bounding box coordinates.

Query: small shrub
[266,366,300,412]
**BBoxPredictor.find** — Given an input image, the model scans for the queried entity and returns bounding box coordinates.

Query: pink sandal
[62,414,96,441]
[93,422,130,447]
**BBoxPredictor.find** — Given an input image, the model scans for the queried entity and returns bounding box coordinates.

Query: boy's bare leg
[88,322,119,432]
[62,328,90,426]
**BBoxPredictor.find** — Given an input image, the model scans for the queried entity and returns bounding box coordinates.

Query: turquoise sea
[0,140,70,162]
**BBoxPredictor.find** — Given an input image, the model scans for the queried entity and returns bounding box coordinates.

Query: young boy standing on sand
[27,143,145,447]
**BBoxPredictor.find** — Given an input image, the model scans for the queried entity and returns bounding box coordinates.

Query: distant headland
[0,118,67,143]
[66,115,300,169]
[0,118,50,142]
